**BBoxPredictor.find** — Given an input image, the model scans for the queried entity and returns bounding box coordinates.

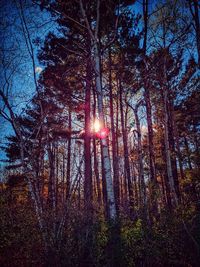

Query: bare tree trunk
[47,142,56,210]
[144,86,157,183]
[93,138,102,205]
[119,78,134,215]
[116,96,122,207]
[79,0,116,220]
[101,142,108,217]
[193,125,200,170]
[84,55,93,215]
[168,99,181,199]
[109,50,120,213]
[142,0,159,218]
[160,173,167,207]
[94,42,116,219]
[55,144,59,211]
[163,86,178,207]
[174,124,185,180]
[62,152,65,204]
[133,105,146,217]
[184,136,193,170]
[66,109,71,200]
[132,161,139,210]
[160,141,173,210]
[93,87,102,206]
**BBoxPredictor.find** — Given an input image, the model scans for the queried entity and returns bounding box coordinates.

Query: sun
[92,119,101,133]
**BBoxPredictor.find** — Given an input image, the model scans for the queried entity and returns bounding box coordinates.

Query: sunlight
[97,127,109,139]
[92,119,101,133]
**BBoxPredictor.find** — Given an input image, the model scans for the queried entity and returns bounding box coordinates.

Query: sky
[0,0,57,162]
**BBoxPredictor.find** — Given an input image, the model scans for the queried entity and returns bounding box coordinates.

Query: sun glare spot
[92,119,101,133]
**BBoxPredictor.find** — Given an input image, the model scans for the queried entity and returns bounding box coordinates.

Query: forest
[0,0,200,266]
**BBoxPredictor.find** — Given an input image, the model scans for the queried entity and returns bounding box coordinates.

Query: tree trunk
[84,56,93,215]
[133,105,146,217]
[47,142,56,211]
[163,86,178,207]
[94,42,116,219]
[66,109,71,200]
[174,121,185,180]
[79,0,116,219]
[168,99,181,199]
[108,50,120,213]
[184,135,193,170]
[93,86,102,206]
[119,77,134,215]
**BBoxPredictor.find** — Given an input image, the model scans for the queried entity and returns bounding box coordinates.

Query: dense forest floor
[0,185,200,267]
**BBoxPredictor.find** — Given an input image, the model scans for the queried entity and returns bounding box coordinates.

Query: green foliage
[121,218,145,266]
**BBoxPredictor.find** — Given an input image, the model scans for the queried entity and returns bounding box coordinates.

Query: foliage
[0,191,43,267]
[1,182,200,266]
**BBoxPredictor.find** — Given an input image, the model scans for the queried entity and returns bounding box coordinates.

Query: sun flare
[92,119,101,133]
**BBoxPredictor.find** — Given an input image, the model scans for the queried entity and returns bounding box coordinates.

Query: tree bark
[119,78,134,215]
[66,109,71,200]
[79,0,116,220]
[93,87,102,206]
[108,50,120,213]
[133,104,146,217]
[162,85,178,207]
[84,55,93,215]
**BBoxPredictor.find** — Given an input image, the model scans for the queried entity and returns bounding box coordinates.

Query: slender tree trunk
[132,162,139,210]
[108,50,120,213]
[160,172,167,207]
[93,42,116,219]
[143,83,159,218]
[133,106,146,217]
[84,56,93,215]
[142,0,156,185]
[184,136,193,170]
[62,152,65,204]
[116,96,122,204]
[93,87,102,206]
[168,100,181,199]
[119,77,134,215]
[55,144,59,210]
[144,86,157,183]
[174,124,185,180]
[66,109,71,200]
[47,142,56,211]
[93,139,102,205]
[158,136,173,210]
[193,125,200,170]
[163,86,178,207]
[142,0,159,218]
[79,0,116,220]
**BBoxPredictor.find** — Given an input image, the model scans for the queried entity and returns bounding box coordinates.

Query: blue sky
[0,0,56,162]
